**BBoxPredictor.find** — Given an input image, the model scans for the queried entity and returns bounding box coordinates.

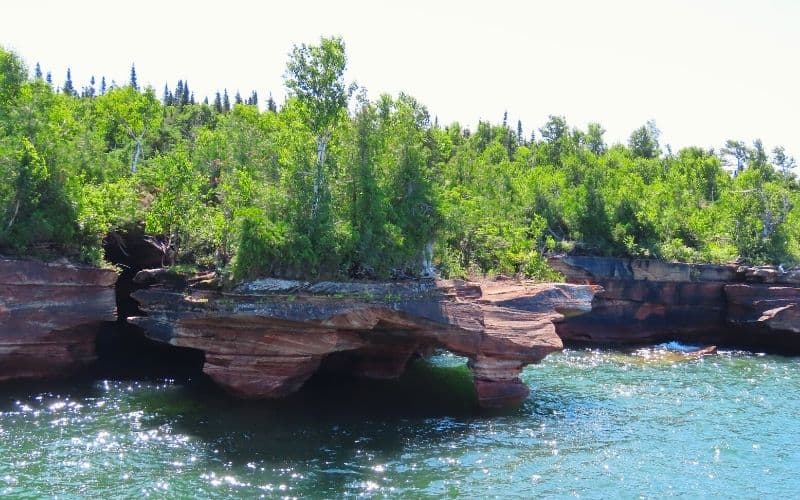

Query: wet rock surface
[130,274,595,408]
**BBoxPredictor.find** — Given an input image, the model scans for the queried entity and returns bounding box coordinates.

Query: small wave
[656,341,705,353]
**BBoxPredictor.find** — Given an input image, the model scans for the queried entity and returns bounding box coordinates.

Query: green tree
[628,120,660,159]
[63,68,76,96]
[213,91,222,113]
[129,64,138,90]
[772,146,796,177]
[722,139,749,173]
[0,47,26,125]
[539,115,567,143]
[284,36,353,222]
[585,122,606,155]
[222,89,230,112]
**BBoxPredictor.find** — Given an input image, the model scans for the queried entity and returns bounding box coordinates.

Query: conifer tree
[214,92,222,113]
[502,110,508,128]
[181,81,190,105]
[45,71,52,86]
[190,92,195,105]
[517,120,523,145]
[129,64,138,90]
[34,62,42,79]
[100,76,106,95]
[175,80,184,102]
[222,89,231,112]
[163,83,172,105]
[203,96,209,105]
[63,68,75,96]
[249,90,258,106]
[88,75,96,97]
[234,90,242,105]
[266,92,276,112]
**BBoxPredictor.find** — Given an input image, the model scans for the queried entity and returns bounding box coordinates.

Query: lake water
[1,346,798,498]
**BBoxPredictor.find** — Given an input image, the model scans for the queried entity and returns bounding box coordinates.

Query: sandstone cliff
[551,256,800,351]
[130,276,595,408]
[0,258,117,381]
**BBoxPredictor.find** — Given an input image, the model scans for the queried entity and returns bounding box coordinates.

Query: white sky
[2,0,799,158]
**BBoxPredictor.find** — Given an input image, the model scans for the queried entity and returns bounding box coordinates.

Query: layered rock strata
[131,276,595,408]
[0,258,117,381]
[550,256,800,351]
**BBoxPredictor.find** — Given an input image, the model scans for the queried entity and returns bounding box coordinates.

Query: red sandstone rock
[725,284,800,333]
[551,255,800,350]
[0,258,117,381]
[131,278,595,408]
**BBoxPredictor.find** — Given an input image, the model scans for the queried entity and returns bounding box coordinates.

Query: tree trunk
[131,136,143,173]
[6,199,20,230]
[311,133,329,219]
[421,240,435,277]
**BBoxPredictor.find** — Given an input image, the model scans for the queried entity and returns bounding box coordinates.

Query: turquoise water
[1,347,798,498]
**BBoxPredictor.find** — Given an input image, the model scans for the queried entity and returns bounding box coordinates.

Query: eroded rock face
[551,256,800,351]
[0,258,117,381]
[131,276,595,408]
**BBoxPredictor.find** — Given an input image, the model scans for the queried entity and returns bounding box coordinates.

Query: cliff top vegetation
[1,39,798,282]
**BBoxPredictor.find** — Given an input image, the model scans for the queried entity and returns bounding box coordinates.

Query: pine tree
[203,96,209,105]
[249,90,258,106]
[502,110,508,128]
[181,81,190,105]
[34,62,42,79]
[175,80,184,102]
[46,71,52,86]
[234,90,242,105]
[163,83,172,105]
[89,75,96,97]
[222,89,231,112]
[517,120,523,145]
[100,76,107,95]
[190,92,195,105]
[266,92,276,112]
[129,64,138,90]
[63,68,75,96]
[213,92,222,113]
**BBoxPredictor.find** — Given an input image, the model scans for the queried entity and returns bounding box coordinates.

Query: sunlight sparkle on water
[0,351,797,497]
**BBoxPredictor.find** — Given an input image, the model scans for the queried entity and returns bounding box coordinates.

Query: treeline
[1,39,798,282]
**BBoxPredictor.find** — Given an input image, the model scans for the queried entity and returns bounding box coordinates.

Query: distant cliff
[551,256,800,352]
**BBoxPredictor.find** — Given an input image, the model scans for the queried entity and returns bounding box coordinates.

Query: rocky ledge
[0,258,117,381]
[130,275,595,408]
[550,256,800,352]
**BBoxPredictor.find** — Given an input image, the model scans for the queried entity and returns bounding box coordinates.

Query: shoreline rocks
[0,258,117,381]
[130,275,595,408]
[550,256,800,352]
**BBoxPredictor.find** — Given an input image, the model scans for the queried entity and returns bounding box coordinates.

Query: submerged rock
[0,258,117,381]
[130,276,595,408]
[550,256,800,352]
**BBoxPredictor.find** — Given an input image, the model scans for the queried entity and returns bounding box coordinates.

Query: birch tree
[283,36,352,222]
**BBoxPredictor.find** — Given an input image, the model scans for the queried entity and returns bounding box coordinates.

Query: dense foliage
[1,40,798,281]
